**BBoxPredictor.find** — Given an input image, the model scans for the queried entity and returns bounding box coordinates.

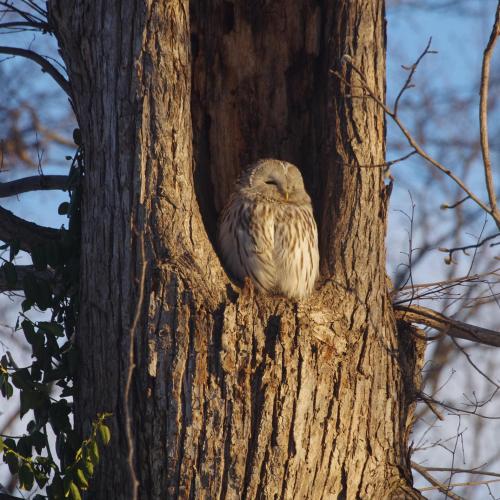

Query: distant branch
[395,304,500,347]
[0,206,59,253]
[0,264,53,292]
[479,1,500,226]
[0,175,68,197]
[0,46,69,95]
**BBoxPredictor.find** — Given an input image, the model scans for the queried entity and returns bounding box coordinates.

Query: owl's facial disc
[260,173,289,200]
[244,159,311,204]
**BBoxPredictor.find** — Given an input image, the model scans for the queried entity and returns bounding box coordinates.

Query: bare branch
[419,466,500,479]
[479,1,500,225]
[411,461,464,500]
[0,264,53,292]
[0,175,68,197]
[0,206,59,252]
[439,232,500,259]
[0,46,70,95]
[419,478,500,491]
[395,304,500,347]
[335,56,498,225]
[393,37,437,115]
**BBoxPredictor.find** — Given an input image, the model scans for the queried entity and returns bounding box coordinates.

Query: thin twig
[439,232,500,258]
[0,46,70,95]
[479,1,500,227]
[394,37,437,116]
[421,466,500,479]
[394,268,500,294]
[336,150,417,169]
[419,478,500,491]
[441,195,470,210]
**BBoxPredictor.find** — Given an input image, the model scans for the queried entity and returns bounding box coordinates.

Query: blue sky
[1,1,500,497]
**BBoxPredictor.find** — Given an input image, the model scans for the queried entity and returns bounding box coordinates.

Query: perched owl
[218,159,319,299]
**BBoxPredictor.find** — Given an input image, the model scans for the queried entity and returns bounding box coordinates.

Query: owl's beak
[284,190,289,201]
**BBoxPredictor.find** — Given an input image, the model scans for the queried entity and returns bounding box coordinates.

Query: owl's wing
[236,201,276,291]
[218,197,276,291]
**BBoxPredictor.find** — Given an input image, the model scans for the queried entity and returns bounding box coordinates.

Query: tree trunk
[49,0,424,498]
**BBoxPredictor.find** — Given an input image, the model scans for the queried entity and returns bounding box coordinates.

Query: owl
[218,159,319,299]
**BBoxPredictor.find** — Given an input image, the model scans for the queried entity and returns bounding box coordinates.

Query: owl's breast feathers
[218,191,319,299]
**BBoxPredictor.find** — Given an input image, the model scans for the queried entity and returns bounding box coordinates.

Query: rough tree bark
[48,0,424,498]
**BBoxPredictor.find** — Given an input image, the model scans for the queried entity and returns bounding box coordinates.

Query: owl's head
[239,159,311,204]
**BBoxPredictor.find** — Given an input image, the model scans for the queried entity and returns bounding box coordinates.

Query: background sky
[1,1,500,498]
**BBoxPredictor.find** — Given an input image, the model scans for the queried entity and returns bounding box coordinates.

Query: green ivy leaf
[1,379,14,399]
[68,480,82,500]
[23,273,40,304]
[19,462,34,491]
[84,458,94,477]
[20,389,49,418]
[46,474,64,498]
[75,468,89,489]
[49,400,72,434]
[30,278,53,311]
[38,321,64,338]
[2,262,17,286]
[21,298,34,312]
[4,450,19,475]
[58,202,70,215]
[31,431,46,455]
[98,424,111,446]
[31,245,47,271]
[17,436,33,457]
[89,440,99,466]
[45,240,61,267]
[12,368,31,390]
[9,239,20,261]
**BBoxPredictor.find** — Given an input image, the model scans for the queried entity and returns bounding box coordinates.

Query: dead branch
[479,2,500,224]
[0,46,70,95]
[411,461,464,499]
[0,206,59,252]
[0,264,53,292]
[0,175,68,197]
[395,304,500,347]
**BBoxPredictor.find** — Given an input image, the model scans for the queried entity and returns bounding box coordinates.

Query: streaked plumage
[218,159,319,299]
